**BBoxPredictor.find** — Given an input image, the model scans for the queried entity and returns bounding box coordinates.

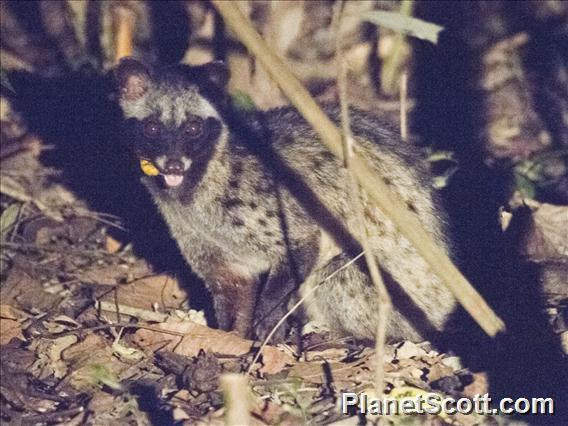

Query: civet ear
[115,57,151,101]
[198,61,230,91]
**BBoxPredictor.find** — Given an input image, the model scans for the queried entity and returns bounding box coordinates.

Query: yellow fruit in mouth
[140,159,160,176]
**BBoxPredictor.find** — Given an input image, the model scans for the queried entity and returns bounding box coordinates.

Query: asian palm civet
[114,58,457,343]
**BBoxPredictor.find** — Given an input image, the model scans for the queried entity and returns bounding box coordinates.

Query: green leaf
[514,171,536,199]
[359,10,444,44]
[112,341,144,362]
[426,149,458,163]
[88,364,122,390]
[0,203,21,241]
[231,90,257,113]
[432,168,458,189]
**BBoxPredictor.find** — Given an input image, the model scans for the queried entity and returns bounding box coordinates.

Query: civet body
[115,59,457,342]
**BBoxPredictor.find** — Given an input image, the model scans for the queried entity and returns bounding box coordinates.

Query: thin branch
[39,322,188,340]
[334,0,391,403]
[400,72,408,141]
[246,252,365,375]
[1,241,114,258]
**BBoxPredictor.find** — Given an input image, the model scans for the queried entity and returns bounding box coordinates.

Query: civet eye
[185,117,204,138]
[143,120,161,138]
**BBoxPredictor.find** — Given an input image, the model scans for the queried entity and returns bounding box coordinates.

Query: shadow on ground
[413,1,567,423]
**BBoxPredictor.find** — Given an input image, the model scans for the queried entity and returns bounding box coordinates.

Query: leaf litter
[0,143,496,425]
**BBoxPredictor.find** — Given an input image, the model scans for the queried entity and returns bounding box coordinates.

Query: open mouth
[163,174,184,187]
[139,159,186,188]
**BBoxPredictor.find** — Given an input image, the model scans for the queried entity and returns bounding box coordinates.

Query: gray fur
[120,82,220,125]
[116,60,457,342]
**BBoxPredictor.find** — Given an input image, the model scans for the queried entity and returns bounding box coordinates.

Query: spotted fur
[115,58,457,342]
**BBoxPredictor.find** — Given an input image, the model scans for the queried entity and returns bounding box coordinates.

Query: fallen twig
[39,322,188,340]
[0,241,113,258]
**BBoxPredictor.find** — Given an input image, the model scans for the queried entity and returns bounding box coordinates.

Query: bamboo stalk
[211,0,505,337]
[113,5,136,64]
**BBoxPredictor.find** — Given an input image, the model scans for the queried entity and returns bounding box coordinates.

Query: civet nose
[164,159,184,175]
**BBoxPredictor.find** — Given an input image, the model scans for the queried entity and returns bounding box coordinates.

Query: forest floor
[0,123,510,426]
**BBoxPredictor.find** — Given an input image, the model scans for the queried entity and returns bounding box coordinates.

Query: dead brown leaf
[394,340,427,359]
[62,334,108,361]
[0,305,27,344]
[287,349,377,387]
[132,318,293,375]
[0,303,29,320]
[119,274,186,309]
[105,235,122,253]
[424,362,453,383]
[462,372,489,399]
[0,316,24,344]
[0,267,59,312]
[253,398,304,426]
[78,264,126,286]
[62,334,131,392]
[30,335,78,379]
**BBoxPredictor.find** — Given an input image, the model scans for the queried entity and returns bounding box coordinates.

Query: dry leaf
[394,341,427,359]
[62,334,108,361]
[287,349,378,387]
[462,372,489,399]
[441,356,463,371]
[0,316,24,344]
[425,362,453,382]
[105,235,122,253]
[0,304,29,321]
[0,267,59,312]
[30,335,78,379]
[62,334,131,392]
[97,273,188,311]
[252,398,303,426]
[132,318,292,375]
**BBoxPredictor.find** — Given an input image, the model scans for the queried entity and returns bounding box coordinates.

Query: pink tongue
[163,174,184,187]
